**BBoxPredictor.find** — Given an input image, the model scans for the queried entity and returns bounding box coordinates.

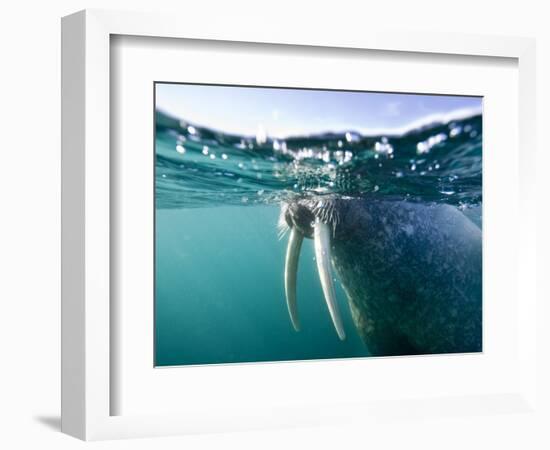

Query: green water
[155,205,369,366]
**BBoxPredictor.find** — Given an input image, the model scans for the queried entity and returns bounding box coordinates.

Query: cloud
[381,101,401,117]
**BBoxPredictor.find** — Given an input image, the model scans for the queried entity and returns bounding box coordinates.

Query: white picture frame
[61,9,537,441]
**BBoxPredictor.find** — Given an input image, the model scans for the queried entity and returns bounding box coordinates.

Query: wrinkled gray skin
[287,198,482,356]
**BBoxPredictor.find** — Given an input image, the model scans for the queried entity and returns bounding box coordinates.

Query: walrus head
[279,197,346,340]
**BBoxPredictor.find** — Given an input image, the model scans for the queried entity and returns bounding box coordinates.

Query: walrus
[281,196,482,356]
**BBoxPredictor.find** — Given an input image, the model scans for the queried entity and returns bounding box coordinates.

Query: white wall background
[0,1,547,448]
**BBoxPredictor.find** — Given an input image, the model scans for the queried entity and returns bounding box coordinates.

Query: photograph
[154,83,483,367]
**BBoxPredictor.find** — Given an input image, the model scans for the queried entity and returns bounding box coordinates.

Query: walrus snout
[284,202,316,239]
[283,196,344,239]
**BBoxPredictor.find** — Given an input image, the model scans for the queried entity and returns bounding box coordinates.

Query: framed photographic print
[61,9,538,441]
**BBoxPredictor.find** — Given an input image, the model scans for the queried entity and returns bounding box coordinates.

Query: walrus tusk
[284,227,303,331]
[314,219,346,340]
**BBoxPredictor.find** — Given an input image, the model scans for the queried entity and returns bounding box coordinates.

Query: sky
[155,83,482,138]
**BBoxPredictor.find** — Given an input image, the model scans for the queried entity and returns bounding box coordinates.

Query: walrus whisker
[314,219,346,340]
[284,226,303,331]
[277,203,290,240]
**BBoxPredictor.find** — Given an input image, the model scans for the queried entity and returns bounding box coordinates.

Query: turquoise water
[155,206,368,366]
[155,108,482,366]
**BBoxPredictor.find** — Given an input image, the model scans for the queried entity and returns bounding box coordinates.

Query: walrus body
[282,198,482,356]
[331,199,482,356]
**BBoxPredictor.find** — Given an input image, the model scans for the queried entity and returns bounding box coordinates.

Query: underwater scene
[155,84,482,366]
